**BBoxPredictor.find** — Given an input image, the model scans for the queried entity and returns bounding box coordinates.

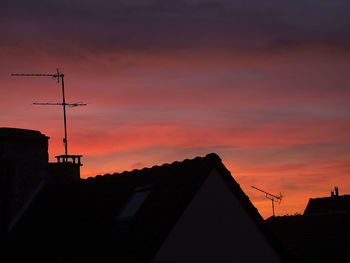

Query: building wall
[0,128,49,232]
[153,169,282,263]
[0,160,14,234]
[48,162,81,183]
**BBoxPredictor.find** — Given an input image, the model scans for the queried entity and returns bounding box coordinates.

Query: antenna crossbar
[251,186,282,201]
[11,73,59,77]
[33,102,87,107]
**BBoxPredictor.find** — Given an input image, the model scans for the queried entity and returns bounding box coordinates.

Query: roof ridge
[309,194,350,200]
[85,153,221,181]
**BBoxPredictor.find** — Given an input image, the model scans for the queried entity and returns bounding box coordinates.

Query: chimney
[48,155,82,184]
[335,186,339,196]
[331,190,334,197]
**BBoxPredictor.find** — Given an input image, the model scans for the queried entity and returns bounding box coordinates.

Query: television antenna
[251,186,282,217]
[11,69,86,156]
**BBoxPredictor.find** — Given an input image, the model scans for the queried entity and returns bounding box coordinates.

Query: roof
[7,153,285,263]
[0,127,49,139]
[266,213,350,263]
[304,195,350,215]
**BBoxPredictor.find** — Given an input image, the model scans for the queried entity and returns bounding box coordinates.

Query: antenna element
[251,186,283,217]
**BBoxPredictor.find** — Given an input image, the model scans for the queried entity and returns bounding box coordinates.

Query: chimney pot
[335,186,339,196]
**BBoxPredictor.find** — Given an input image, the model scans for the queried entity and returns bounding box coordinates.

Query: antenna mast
[11,69,86,156]
[251,186,282,217]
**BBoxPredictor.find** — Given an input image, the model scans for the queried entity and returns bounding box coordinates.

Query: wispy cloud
[2,0,350,218]
[2,0,350,55]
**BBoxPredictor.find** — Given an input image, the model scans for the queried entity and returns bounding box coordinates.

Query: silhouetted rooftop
[0,127,48,138]
[304,195,350,215]
[7,153,286,262]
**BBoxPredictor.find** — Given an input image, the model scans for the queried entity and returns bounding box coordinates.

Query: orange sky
[2,1,350,218]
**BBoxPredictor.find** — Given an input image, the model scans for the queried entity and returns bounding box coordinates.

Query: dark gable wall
[0,128,49,233]
[153,169,282,263]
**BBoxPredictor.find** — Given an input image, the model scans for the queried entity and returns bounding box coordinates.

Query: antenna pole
[60,72,68,155]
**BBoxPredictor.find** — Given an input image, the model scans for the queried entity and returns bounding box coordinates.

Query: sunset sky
[2,0,350,218]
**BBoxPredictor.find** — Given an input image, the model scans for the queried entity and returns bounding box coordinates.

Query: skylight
[115,186,152,221]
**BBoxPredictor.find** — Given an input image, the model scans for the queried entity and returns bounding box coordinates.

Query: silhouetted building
[304,187,350,215]
[4,148,288,262]
[0,128,49,234]
[0,127,82,235]
[267,189,350,263]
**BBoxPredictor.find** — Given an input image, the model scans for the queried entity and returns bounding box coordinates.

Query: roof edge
[85,153,221,181]
[0,127,49,139]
